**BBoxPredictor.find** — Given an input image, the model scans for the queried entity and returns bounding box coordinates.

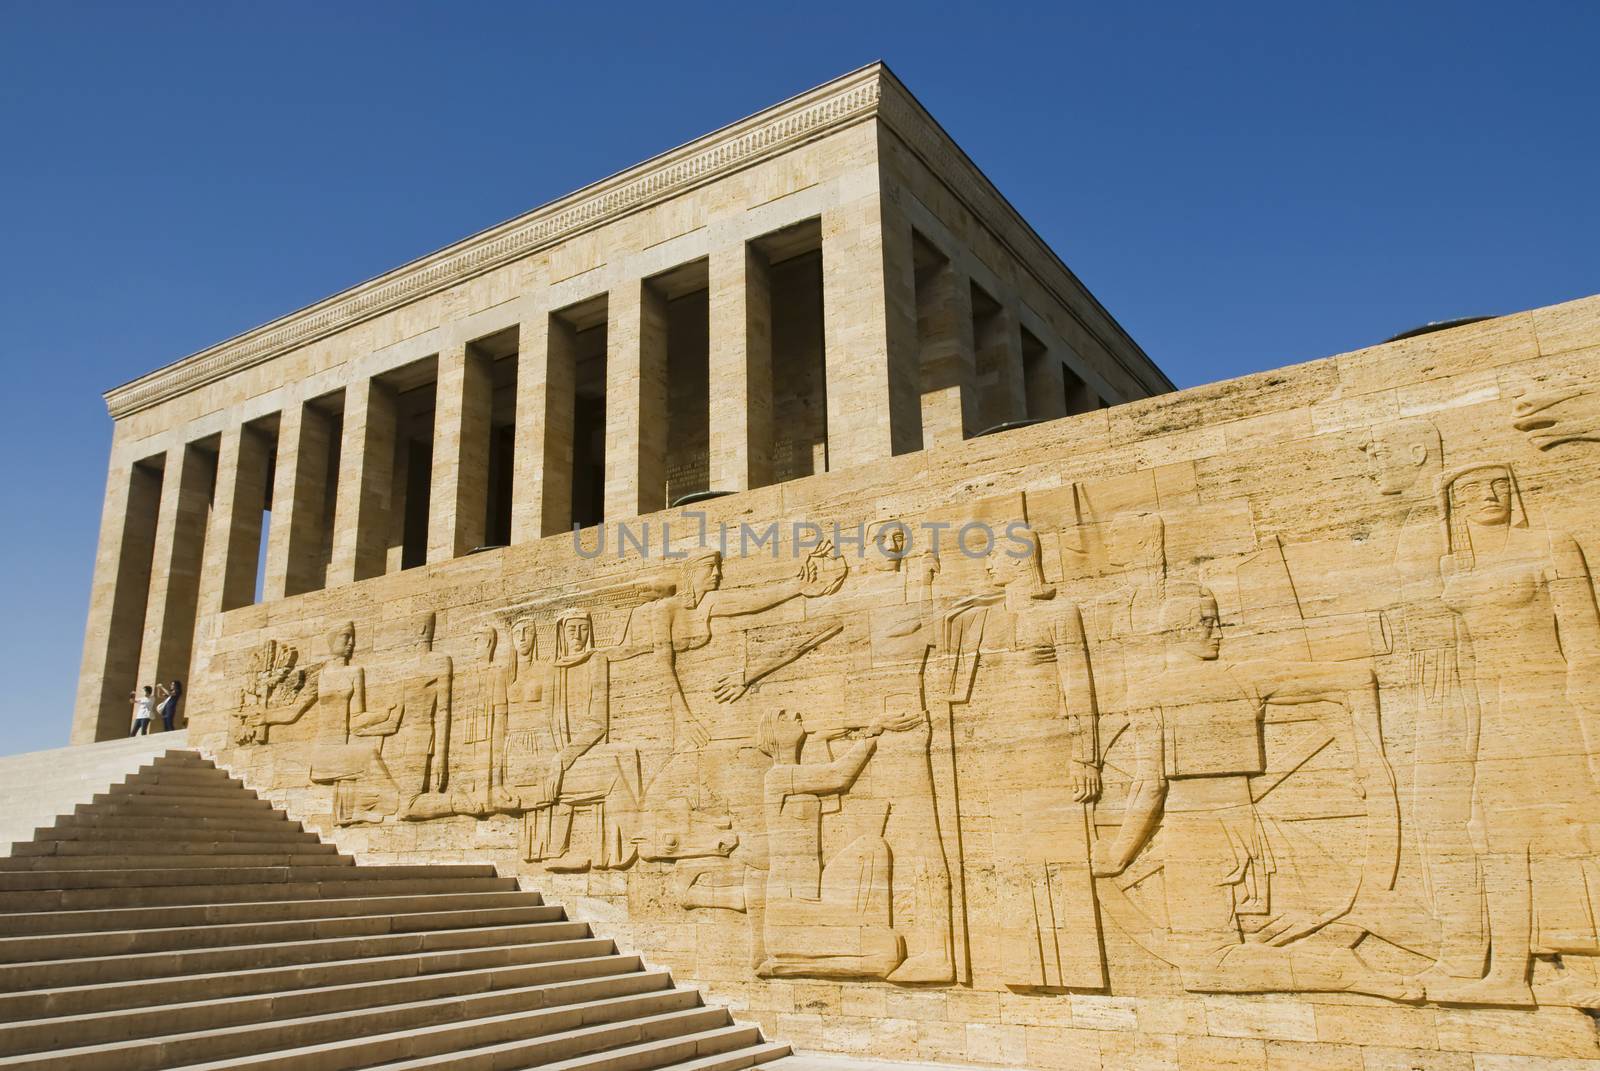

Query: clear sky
[1,2,1595,756]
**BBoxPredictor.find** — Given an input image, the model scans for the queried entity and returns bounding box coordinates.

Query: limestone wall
[191,295,1600,1068]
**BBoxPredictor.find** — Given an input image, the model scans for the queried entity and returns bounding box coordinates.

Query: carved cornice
[105,65,887,418]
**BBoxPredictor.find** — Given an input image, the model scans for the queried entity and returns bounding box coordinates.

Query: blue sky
[1,2,1595,756]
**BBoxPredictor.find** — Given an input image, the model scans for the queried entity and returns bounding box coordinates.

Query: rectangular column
[428,341,493,561]
[917,259,978,449]
[708,242,773,491]
[261,400,334,599]
[71,456,163,743]
[1021,328,1069,421]
[328,376,397,585]
[604,280,669,520]
[511,309,579,540]
[975,300,1027,430]
[197,423,271,615]
[821,191,922,466]
[136,442,215,700]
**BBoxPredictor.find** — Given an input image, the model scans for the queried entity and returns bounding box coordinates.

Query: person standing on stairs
[130,686,154,736]
[155,679,182,731]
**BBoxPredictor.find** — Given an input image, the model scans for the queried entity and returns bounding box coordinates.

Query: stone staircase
[0,749,789,1070]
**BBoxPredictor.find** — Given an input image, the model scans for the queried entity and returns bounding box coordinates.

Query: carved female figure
[1429,463,1600,1005]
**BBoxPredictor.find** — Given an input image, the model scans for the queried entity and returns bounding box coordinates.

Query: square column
[511,308,578,540]
[821,191,922,466]
[136,442,215,701]
[71,456,162,743]
[976,300,1027,430]
[708,242,773,491]
[196,422,271,616]
[604,280,669,520]
[262,400,335,599]
[328,376,397,585]
[428,342,493,561]
[917,259,978,449]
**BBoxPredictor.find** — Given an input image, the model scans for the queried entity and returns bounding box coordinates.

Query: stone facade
[72,62,1600,1069]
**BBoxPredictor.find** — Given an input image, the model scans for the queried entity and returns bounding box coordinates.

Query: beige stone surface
[67,63,1600,1069]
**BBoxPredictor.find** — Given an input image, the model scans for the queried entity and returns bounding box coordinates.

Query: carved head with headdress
[866,520,911,572]
[553,607,595,666]
[984,523,1054,599]
[1438,462,1529,571]
[679,549,723,607]
[326,622,356,664]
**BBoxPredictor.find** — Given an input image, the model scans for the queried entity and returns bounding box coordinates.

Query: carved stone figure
[754,706,915,979]
[1091,584,1414,1000]
[392,612,456,821]
[1361,420,1487,983]
[1426,463,1600,1006]
[246,622,396,825]
[452,626,519,816]
[630,544,847,863]
[523,608,643,871]
[980,528,1105,991]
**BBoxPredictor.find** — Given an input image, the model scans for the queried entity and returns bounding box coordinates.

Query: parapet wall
[192,294,1600,1068]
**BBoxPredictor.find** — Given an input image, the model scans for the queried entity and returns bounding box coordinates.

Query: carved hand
[678,715,711,749]
[1258,908,1334,947]
[712,673,750,703]
[1071,765,1102,803]
[874,709,925,734]
[1089,839,1126,878]
[798,540,848,598]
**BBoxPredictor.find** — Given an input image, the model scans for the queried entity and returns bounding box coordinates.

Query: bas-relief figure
[392,612,456,821]
[522,608,643,872]
[1089,583,1413,999]
[226,424,1600,1012]
[1425,462,1600,1006]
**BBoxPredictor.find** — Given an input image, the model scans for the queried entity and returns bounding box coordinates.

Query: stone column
[262,400,335,599]
[708,241,773,491]
[1022,331,1069,422]
[428,341,493,561]
[194,421,271,620]
[328,376,397,585]
[976,301,1027,431]
[511,307,579,540]
[135,442,216,703]
[71,454,163,743]
[604,280,669,520]
[821,191,921,466]
[916,259,978,449]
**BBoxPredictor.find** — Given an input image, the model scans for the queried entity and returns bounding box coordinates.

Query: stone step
[537,1027,786,1071]
[51,812,299,834]
[0,850,353,871]
[105,784,261,804]
[0,936,617,1022]
[152,995,720,1071]
[0,970,681,1070]
[0,861,496,891]
[0,889,542,938]
[88,791,273,812]
[11,837,336,857]
[0,872,517,912]
[0,952,640,1053]
[337,1005,734,1071]
[122,767,245,786]
[0,918,593,991]
[0,902,565,964]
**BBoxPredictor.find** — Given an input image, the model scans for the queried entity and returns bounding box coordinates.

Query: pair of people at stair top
[128,680,182,735]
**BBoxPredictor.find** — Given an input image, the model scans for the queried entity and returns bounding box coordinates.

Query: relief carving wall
[194,302,1600,1067]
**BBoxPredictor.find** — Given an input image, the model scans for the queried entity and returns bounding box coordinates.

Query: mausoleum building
[43,61,1600,1070]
